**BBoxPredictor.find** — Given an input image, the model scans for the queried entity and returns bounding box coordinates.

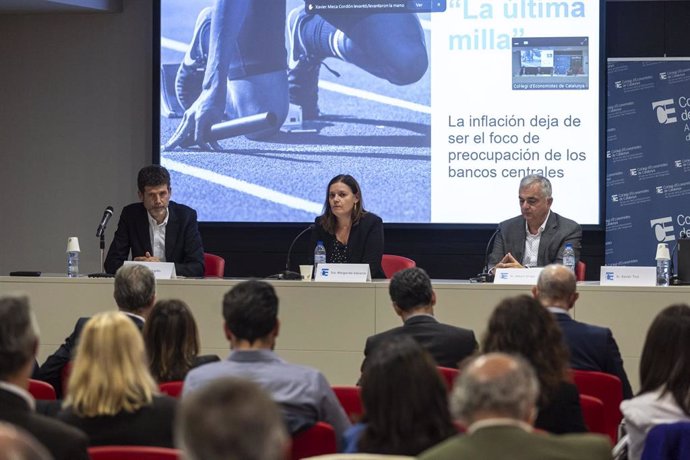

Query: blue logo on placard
[500,273,509,279]
[320,268,329,277]
[605,272,615,281]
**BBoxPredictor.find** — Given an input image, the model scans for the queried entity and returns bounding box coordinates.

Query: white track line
[162,159,323,214]
[161,37,188,53]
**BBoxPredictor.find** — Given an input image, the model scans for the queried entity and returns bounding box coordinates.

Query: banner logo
[651,99,678,124]
[659,72,667,80]
[650,217,676,242]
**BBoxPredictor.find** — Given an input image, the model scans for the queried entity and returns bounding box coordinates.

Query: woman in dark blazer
[311,174,385,278]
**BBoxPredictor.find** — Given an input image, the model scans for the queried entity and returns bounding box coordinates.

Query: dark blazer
[311,211,385,279]
[488,211,582,268]
[361,315,477,372]
[37,314,145,399]
[58,395,177,447]
[104,201,204,277]
[535,381,587,435]
[0,388,89,460]
[554,311,633,399]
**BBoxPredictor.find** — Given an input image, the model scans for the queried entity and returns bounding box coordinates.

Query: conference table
[2,275,687,391]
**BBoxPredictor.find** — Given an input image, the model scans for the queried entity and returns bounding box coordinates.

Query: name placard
[314,263,371,283]
[599,266,656,286]
[493,267,544,285]
[123,261,177,279]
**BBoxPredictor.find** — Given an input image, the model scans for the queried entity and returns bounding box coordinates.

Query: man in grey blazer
[489,174,582,270]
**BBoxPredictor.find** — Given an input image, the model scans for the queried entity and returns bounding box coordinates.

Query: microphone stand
[100,233,106,272]
[268,225,314,280]
[471,227,501,283]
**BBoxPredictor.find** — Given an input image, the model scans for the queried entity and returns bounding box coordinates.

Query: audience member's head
[388,267,435,315]
[113,264,156,317]
[358,335,455,456]
[0,295,39,384]
[639,304,690,415]
[452,353,539,427]
[222,280,279,347]
[0,423,52,460]
[533,264,578,310]
[65,311,157,416]
[144,299,200,382]
[482,295,569,406]
[137,165,171,194]
[176,377,289,460]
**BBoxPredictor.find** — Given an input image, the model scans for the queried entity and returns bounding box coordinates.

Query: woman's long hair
[482,295,570,406]
[144,299,200,382]
[64,311,157,417]
[317,174,366,234]
[358,336,456,455]
[639,304,690,415]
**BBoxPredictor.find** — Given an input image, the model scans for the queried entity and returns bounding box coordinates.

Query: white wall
[0,0,152,275]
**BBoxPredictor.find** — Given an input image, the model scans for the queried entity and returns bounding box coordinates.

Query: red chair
[381,254,416,279]
[159,381,184,398]
[576,260,586,281]
[579,394,607,438]
[28,379,56,400]
[88,446,181,460]
[571,369,623,443]
[291,422,337,460]
[437,366,459,392]
[203,252,226,278]
[332,386,363,423]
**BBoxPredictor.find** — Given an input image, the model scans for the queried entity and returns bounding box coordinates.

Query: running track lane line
[161,159,323,214]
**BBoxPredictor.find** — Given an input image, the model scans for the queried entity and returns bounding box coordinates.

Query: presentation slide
[158,0,600,225]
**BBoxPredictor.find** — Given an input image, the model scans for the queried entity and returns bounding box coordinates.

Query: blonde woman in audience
[620,304,690,460]
[58,311,176,447]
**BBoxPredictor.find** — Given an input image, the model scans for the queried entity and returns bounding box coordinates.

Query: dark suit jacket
[36,314,145,399]
[58,395,177,447]
[311,211,385,279]
[361,315,477,372]
[554,311,633,399]
[104,201,204,277]
[488,211,582,268]
[0,388,89,460]
[535,381,587,435]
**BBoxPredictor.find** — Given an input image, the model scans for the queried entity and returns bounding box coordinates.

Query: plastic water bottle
[66,236,80,278]
[314,240,327,267]
[562,243,575,273]
[656,242,670,287]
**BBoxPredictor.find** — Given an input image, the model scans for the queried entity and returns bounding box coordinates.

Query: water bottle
[66,236,80,278]
[562,243,575,273]
[314,240,327,267]
[656,242,670,287]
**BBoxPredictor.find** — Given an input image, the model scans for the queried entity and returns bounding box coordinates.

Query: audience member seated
[37,264,156,398]
[144,299,219,382]
[360,268,476,374]
[176,377,289,460]
[418,353,611,460]
[345,336,455,455]
[533,264,633,398]
[0,423,52,460]
[183,280,351,445]
[483,295,586,434]
[58,311,176,447]
[620,304,690,460]
[0,295,89,460]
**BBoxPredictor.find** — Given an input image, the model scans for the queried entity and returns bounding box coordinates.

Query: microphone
[471,227,501,283]
[96,206,114,238]
[268,224,314,280]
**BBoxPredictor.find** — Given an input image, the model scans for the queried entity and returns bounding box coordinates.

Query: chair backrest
[381,255,416,279]
[579,394,607,438]
[576,260,586,281]
[332,386,363,423]
[437,366,459,392]
[641,422,690,460]
[28,379,56,400]
[88,446,181,460]
[159,381,184,398]
[203,252,226,278]
[571,369,623,443]
[292,422,337,460]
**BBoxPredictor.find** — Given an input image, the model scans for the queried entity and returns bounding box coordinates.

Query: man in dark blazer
[36,264,156,398]
[104,165,204,277]
[533,264,633,399]
[489,174,581,270]
[361,267,477,373]
[0,295,89,460]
